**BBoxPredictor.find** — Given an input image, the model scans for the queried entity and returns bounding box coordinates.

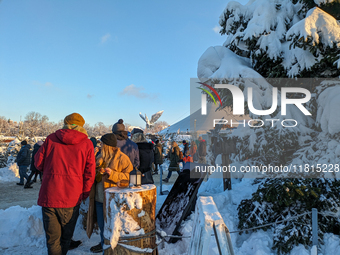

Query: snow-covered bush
[237,178,340,254]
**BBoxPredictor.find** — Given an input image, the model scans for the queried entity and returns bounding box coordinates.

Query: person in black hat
[183,140,189,157]
[16,140,31,186]
[111,119,139,169]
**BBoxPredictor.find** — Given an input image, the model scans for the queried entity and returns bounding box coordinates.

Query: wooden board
[156,162,208,243]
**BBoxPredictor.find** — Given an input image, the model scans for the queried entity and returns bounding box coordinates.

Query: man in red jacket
[35,113,96,255]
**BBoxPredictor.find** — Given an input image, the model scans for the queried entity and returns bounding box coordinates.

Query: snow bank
[0,205,45,249]
[0,164,19,182]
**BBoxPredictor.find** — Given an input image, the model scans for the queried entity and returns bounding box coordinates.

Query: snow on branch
[286,7,340,48]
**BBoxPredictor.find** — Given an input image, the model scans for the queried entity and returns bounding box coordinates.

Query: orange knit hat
[64,113,85,127]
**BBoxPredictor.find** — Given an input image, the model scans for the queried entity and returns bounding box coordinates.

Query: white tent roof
[158,103,249,135]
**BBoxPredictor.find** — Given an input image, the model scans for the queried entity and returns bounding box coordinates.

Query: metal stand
[160,166,169,195]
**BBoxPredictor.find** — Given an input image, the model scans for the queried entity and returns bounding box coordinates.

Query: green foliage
[238,178,340,254]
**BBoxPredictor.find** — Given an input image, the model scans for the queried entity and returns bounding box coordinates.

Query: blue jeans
[95,201,104,248]
[19,165,29,184]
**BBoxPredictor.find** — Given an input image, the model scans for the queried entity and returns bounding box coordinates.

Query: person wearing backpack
[162,141,180,183]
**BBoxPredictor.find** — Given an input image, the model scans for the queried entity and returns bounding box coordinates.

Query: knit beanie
[101,133,117,147]
[64,113,85,127]
[21,140,27,146]
[112,119,125,133]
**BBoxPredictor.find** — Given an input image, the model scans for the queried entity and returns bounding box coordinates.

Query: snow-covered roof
[158,103,249,135]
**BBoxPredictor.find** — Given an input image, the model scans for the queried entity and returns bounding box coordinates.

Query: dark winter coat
[30,143,41,172]
[35,129,96,208]
[115,131,140,169]
[183,143,189,156]
[17,144,31,166]
[198,140,207,157]
[168,144,180,171]
[137,142,154,174]
[154,143,163,165]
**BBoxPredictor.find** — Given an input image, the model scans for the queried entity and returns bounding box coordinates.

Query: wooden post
[312,208,318,250]
[103,184,157,255]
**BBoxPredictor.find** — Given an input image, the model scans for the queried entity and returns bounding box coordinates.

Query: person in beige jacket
[86,133,133,253]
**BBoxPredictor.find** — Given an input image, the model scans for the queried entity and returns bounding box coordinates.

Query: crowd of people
[14,112,207,254]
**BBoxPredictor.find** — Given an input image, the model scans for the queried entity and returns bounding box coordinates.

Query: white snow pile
[0,205,45,249]
[0,164,19,182]
[197,46,261,81]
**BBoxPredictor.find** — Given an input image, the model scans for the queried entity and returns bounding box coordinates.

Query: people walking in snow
[24,140,43,189]
[131,132,154,184]
[153,140,163,175]
[112,119,139,169]
[34,113,96,255]
[198,136,207,164]
[87,133,133,253]
[16,140,31,186]
[162,141,180,183]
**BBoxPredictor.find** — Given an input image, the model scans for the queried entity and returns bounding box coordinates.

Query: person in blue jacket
[16,140,31,186]
[111,119,139,169]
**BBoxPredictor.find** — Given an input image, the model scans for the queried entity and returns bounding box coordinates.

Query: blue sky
[0,0,246,127]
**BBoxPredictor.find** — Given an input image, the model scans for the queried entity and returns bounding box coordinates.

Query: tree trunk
[104,184,158,255]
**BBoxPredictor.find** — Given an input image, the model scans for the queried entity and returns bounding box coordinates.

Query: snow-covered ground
[1,164,340,254]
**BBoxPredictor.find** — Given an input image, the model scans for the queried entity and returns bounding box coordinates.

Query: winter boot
[162,178,169,183]
[24,182,33,189]
[90,243,102,253]
[69,239,82,250]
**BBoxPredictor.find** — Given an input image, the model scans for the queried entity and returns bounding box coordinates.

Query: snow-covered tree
[197,0,340,253]
[23,111,49,139]
[0,116,10,135]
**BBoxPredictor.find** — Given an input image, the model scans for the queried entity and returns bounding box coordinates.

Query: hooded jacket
[35,129,96,208]
[17,144,31,166]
